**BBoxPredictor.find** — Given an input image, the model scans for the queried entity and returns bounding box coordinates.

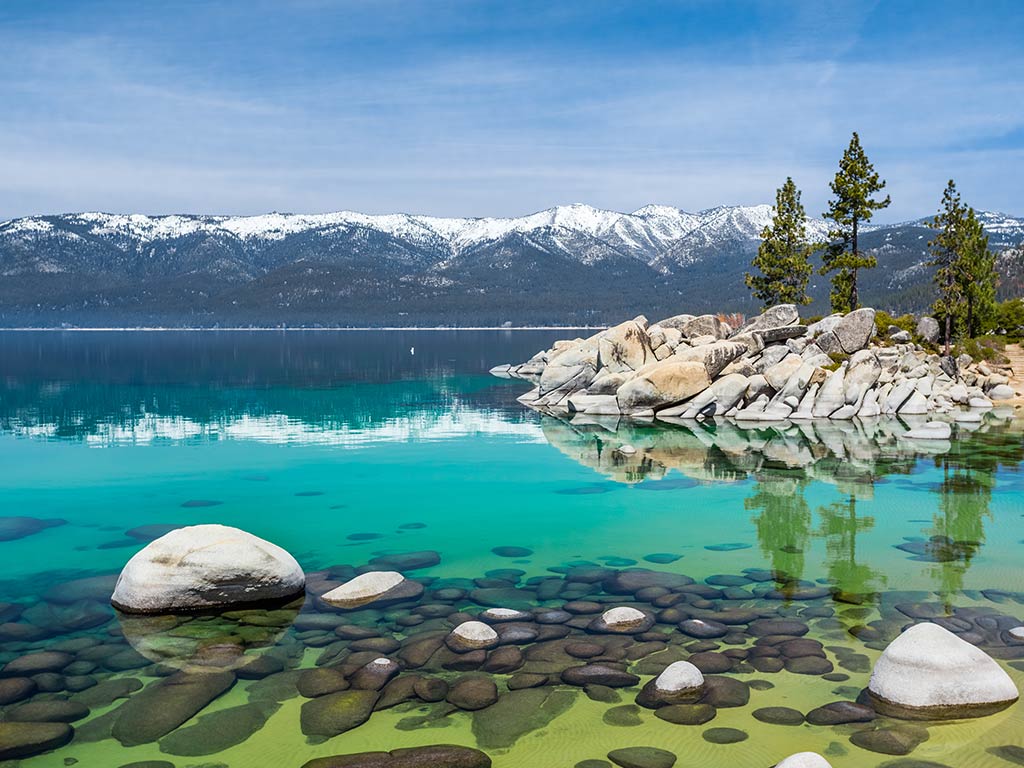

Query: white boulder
[868,622,1019,718]
[776,754,832,768]
[446,620,499,652]
[655,661,704,693]
[111,524,305,614]
[322,570,421,608]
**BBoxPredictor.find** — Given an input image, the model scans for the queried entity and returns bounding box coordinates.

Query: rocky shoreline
[491,305,1020,423]
[0,521,1023,766]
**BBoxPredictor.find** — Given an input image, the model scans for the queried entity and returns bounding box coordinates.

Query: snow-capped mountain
[0,204,1020,326]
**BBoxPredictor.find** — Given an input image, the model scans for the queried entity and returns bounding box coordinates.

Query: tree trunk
[967,294,974,339]
[850,216,859,310]
[944,312,951,356]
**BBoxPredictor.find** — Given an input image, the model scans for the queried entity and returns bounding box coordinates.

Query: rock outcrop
[867,622,1019,719]
[111,524,305,614]
[498,305,1017,420]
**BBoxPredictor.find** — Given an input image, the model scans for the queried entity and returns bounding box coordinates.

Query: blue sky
[1,0,1022,221]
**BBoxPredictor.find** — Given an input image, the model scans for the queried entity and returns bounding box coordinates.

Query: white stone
[617,444,637,455]
[601,606,647,629]
[322,571,406,607]
[898,390,929,415]
[868,623,1018,715]
[449,620,499,649]
[111,524,305,614]
[1009,627,1024,641]
[654,661,704,693]
[989,384,1016,400]
[776,753,833,768]
[903,421,952,440]
[479,608,531,622]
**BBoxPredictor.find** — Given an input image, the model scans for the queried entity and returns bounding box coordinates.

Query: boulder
[867,622,1019,719]
[446,621,499,653]
[834,308,876,353]
[300,689,380,737]
[0,722,73,760]
[607,746,677,768]
[844,350,881,403]
[775,754,832,768]
[673,341,749,378]
[616,360,710,413]
[917,316,940,343]
[680,314,728,339]
[112,671,236,745]
[636,661,704,708]
[322,572,422,609]
[989,384,1016,400]
[812,367,846,418]
[110,524,305,614]
[655,314,696,331]
[301,745,491,768]
[736,304,799,335]
[898,390,929,415]
[598,319,653,373]
[764,354,804,391]
[588,607,654,634]
[808,314,843,337]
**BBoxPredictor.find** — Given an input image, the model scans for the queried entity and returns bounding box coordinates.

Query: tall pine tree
[821,132,891,312]
[959,207,997,338]
[928,180,967,354]
[928,180,999,349]
[745,177,814,309]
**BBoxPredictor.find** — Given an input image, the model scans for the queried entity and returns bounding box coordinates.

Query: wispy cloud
[0,1,1020,220]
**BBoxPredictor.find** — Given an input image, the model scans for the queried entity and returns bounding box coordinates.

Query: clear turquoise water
[1,331,1024,767]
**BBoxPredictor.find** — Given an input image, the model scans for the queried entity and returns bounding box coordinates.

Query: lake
[1,330,1023,767]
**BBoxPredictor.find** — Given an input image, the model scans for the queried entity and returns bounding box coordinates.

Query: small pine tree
[821,132,891,312]
[745,177,814,309]
[959,207,997,337]
[928,180,967,354]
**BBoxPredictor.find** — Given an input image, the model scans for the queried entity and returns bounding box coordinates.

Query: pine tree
[821,132,891,312]
[745,177,814,309]
[959,207,997,338]
[928,181,999,349]
[928,180,967,354]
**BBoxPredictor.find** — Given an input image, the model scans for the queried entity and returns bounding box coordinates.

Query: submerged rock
[472,687,576,749]
[301,744,491,768]
[111,670,236,746]
[607,746,677,768]
[111,524,305,613]
[0,722,73,759]
[868,622,1018,719]
[300,689,379,737]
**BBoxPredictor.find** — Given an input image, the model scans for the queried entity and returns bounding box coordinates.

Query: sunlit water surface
[1,331,1023,768]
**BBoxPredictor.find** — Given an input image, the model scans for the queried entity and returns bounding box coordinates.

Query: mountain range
[1,204,1022,327]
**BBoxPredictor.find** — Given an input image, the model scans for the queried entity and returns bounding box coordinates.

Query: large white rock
[111,524,305,614]
[655,661,704,693]
[616,359,711,412]
[776,753,832,768]
[834,308,876,353]
[868,622,1019,718]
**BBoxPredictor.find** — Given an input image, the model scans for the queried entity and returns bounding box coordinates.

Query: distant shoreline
[0,326,603,332]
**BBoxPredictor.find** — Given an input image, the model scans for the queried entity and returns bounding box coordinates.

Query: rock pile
[493,305,1019,420]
